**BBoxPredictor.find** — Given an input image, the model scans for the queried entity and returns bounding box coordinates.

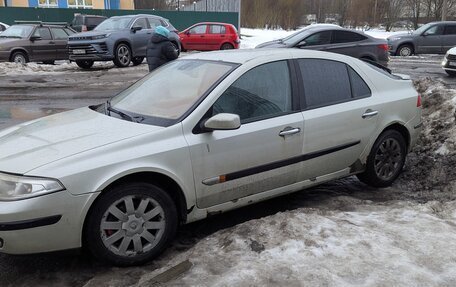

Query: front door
[185,60,304,208]
[442,24,456,53]
[30,27,55,61]
[298,30,332,51]
[416,24,443,54]
[130,17,151,57]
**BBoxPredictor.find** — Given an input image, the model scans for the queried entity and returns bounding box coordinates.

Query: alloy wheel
[117,45,131,66]
[373,138,403,181]
[100,195,166,257]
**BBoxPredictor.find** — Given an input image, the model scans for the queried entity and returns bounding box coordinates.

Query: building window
[39,0,58,8]
[68,0,93,9]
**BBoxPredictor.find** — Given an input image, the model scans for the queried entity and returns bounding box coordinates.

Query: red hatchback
[179,22,240,51]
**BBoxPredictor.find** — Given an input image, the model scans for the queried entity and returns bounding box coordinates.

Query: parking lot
[1,54,456,286]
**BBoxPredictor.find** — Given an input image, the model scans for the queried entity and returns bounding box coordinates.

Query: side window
[160,20,169,28]
[51,27,68,40]
[132,18,148,29]
[348,67,371,99]
[424,25,443,36]
[33,27,52,40]
[303,31,331,46]
[148,18,162,29]
[189,25,207,34]
[212,61,292,123]
[444,25,456,35]
[333,31,367,43]
[209,25,226,34]
[298,59,351,108]
[0,24,5,32]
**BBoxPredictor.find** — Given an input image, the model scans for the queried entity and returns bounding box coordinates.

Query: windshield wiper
[105,100,144,123]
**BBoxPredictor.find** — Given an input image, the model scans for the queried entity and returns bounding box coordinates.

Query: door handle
[362,109,378,119]
[279,127,301,137]
[49,41,55,44]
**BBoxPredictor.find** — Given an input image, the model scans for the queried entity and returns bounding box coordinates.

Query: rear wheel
[357,130,407,187]
[76,60,94,69]
[396,44,413,56]
[113,43,132,68]
[220,43,234,50]
[11,51,28,64]
[85,182,178,266]
[132,56,144,66]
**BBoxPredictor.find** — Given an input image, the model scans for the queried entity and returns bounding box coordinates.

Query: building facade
[2,0,134,9]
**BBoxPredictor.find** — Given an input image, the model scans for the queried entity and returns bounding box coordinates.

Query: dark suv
[68,14,181,69]
[70,14,107,32]
[0,22,76,64]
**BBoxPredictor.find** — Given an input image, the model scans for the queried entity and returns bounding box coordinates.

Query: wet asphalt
[0,55,454,287]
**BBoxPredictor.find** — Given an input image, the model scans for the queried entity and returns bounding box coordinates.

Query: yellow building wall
[11,0,28,7]
[92,0,105,9]
[120,0,134,10]
[0,0,4,7]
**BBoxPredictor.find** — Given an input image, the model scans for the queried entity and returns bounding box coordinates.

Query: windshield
[110,60,236,121]
[0,25,34,38]
[413,23,433,35]
[95,17,133,31]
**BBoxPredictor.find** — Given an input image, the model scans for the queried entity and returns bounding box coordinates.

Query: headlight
[92,34,109,40]
[0,172,65,201]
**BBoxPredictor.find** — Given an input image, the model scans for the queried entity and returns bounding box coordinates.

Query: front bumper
[68,40,113,62]
[442,56,456,71]
[0,190,98,254]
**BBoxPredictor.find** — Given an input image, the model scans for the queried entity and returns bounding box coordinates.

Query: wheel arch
[114,39,132,54]
[9,48,29,61]
[397,42,415,54]
[381,122,411,152]
[81,171,189,248]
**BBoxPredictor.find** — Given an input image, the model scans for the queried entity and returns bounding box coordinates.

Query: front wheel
[357,130,407,187]
[113,43,132,68]
[76,60,94,69]
[396,44,413,56]
[85,183,178,266]
[11,51,28,64]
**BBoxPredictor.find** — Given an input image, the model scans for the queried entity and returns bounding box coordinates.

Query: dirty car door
[185,60,304,208]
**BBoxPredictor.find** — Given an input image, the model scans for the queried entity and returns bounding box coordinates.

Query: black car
[256,24,389,66]
[70,14,107,32]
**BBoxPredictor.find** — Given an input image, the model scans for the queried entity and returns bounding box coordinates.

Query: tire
[171,42,180,56]
[43,60,55,65]
[220,43,234,50]
[357,130,407,188]
[76,60,94,69]
[131,56,144,66]
[396,44,413,57]
[11,51,28,64]
[85,182,178,266]
[445,69,456,76]
[113,43,132,68]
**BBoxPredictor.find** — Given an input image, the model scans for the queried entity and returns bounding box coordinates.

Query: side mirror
[30,36,42,42]
[185,30,190,35]
[203,113,241,131]
[296,40,307,47]
[131,26,142,33]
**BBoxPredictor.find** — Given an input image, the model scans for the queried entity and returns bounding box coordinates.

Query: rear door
[328,30,368,58]
[205,24,227,50]
[442,24,456,53]
[50,27,70,60]
[416,24,443,54]
[30,27,55,61]
[296,58,380,180]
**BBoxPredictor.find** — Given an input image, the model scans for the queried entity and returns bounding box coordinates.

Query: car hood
[0,37,22,45]
[256,40,287,48]
[0,107,163,174]
[69,30,120,38]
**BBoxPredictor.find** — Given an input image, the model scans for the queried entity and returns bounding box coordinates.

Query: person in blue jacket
[146,26,178,72]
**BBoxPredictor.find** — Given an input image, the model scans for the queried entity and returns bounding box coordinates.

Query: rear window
[86,17,105,26]
[333,31,367,43]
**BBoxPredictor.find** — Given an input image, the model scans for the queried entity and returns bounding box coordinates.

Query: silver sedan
[0,49,422,266]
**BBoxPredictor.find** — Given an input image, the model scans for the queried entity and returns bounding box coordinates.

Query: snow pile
[240,28,292,49]
[0,61,115,75]
[135,200,456,286]
[397,78,456,199]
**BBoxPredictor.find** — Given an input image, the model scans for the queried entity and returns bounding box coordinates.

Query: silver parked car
[388,21,456,56]
[256,25,390,66]
[0,49,422,266]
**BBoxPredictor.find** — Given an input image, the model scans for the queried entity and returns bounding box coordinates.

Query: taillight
[82,25,88,32]
[417,94,422,107]
[378,44,389,51]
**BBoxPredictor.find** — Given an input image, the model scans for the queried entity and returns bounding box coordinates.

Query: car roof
[110,14,163,19]
[182,48,353,65]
